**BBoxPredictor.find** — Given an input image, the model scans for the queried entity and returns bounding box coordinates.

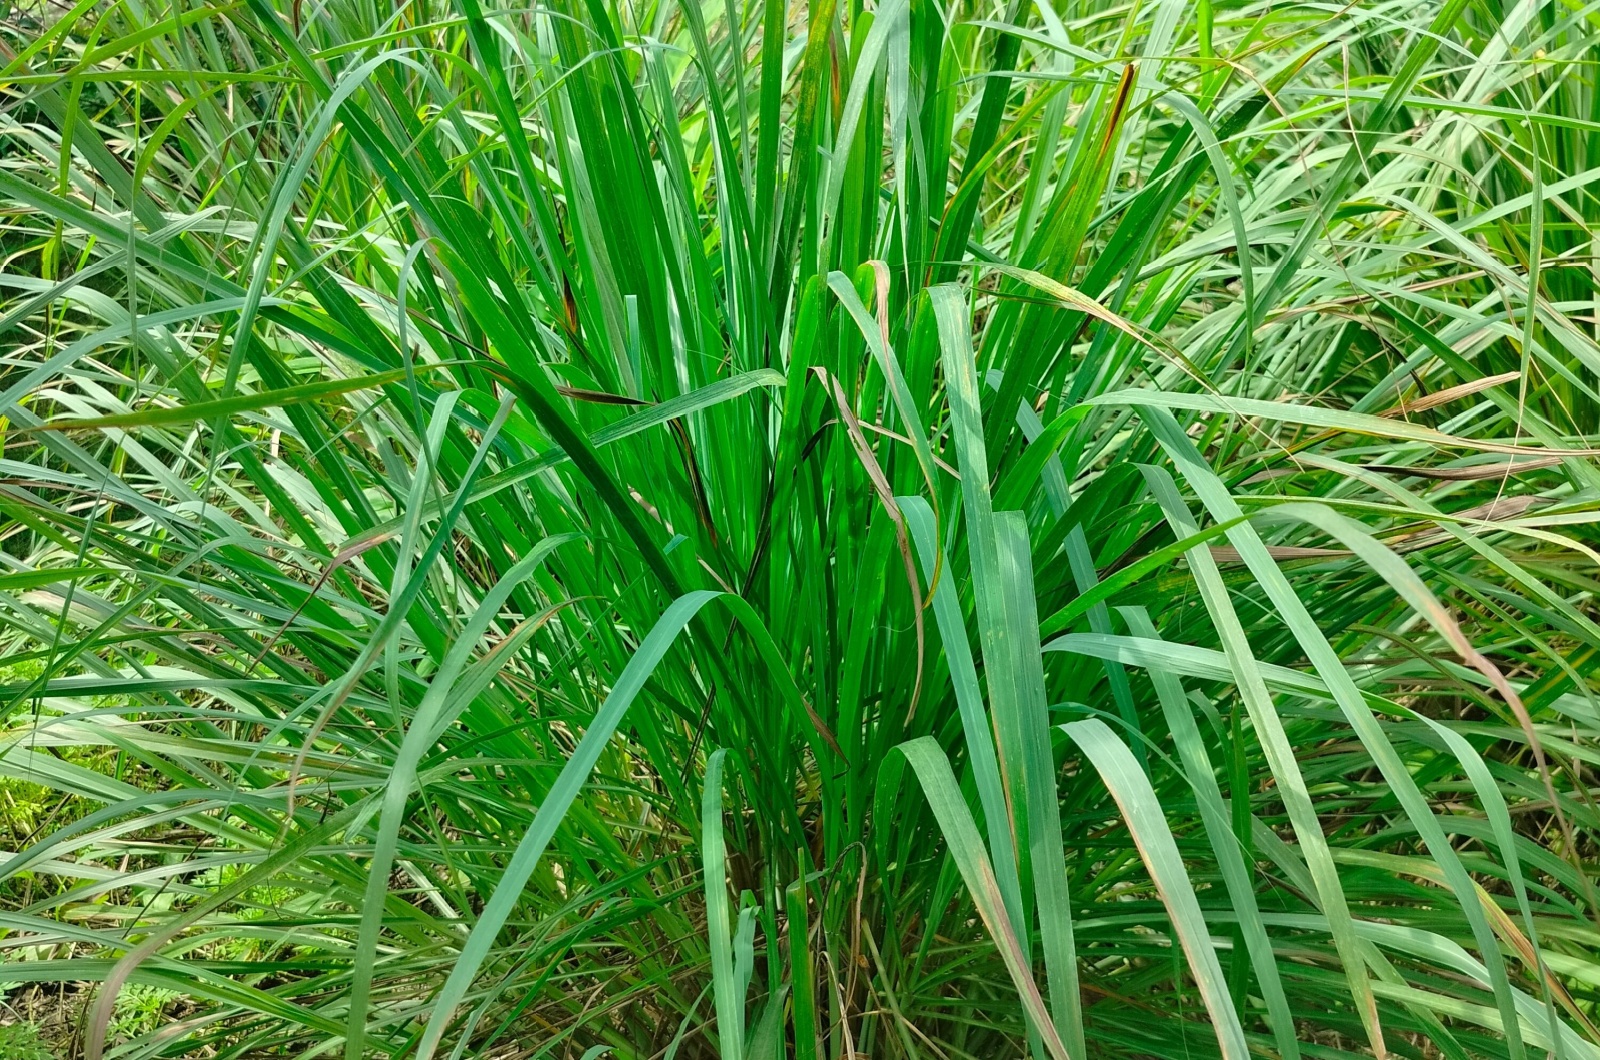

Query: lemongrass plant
[1,0,1599,1057]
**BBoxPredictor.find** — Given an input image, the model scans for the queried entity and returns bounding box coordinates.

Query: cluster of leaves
[1,0,1599,1057]
[0,1022,56,1060]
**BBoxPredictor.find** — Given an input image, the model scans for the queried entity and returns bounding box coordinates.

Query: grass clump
[1,0,1599,1057]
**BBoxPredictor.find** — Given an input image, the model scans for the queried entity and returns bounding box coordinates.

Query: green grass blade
[1062,717,1249,1060]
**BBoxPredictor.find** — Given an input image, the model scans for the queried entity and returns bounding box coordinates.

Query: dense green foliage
[2,0,1600,1056]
